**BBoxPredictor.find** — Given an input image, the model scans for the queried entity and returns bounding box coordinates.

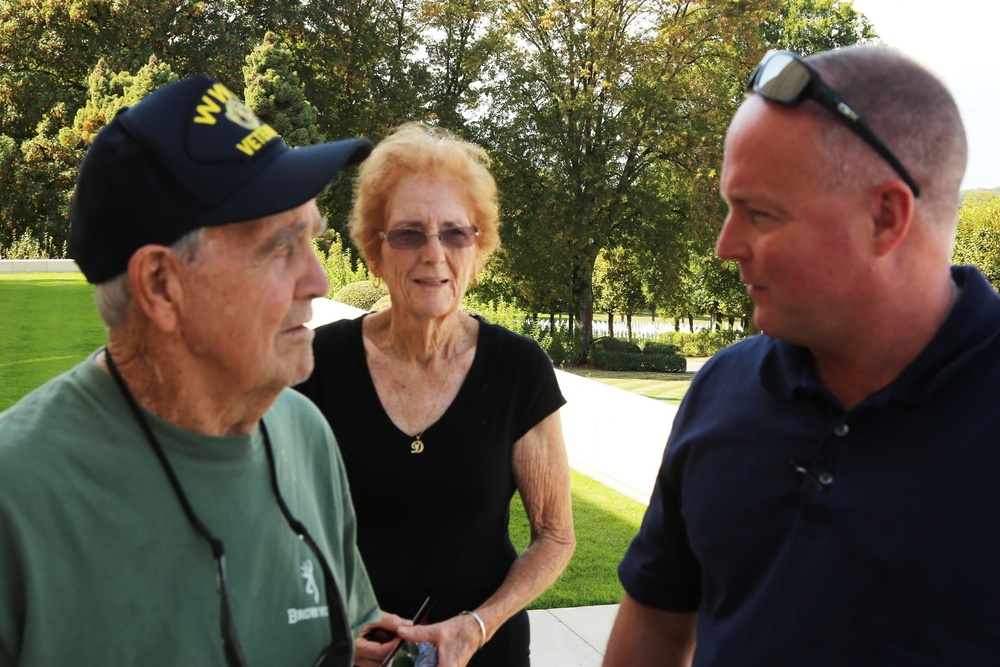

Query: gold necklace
[384,321,469,454]
[393,375,449,454]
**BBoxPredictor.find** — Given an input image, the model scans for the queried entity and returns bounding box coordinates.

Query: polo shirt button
[833,423,849,437]
[818,472,834,485]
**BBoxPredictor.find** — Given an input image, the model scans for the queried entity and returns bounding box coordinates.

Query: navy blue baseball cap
[69,73,372,284]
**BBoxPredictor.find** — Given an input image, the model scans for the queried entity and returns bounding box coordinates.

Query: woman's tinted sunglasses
[379,226,479,250]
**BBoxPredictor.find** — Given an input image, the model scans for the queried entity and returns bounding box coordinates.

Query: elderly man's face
[716,95,874,350]
[176,200,329,396]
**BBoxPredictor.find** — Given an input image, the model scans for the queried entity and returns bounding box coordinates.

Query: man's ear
[126,246,184,332]
[872,180,916,257]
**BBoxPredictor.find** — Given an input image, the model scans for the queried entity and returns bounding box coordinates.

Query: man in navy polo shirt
[604,45,1000,666]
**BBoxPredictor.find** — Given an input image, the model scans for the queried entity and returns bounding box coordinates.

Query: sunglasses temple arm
[813,83,921,197]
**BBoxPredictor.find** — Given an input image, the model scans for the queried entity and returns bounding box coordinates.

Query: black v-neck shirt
[296,315,565,647]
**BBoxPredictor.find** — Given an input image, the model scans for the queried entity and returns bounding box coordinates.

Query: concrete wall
[556,369,674,505]
[0,259,80,274]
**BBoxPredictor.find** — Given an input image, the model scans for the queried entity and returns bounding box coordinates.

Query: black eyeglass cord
[103,348,350,666]
[105,348,249,666]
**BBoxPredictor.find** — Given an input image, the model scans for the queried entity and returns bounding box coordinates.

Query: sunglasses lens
[386,229,427,249]
[754,52,810,104]
[384,227,478,250]
[439,228,476,248]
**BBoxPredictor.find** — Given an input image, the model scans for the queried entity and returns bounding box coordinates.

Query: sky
[848,0,999,190]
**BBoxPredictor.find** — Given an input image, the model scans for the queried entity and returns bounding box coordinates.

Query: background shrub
[590,336,641,359]
[652,329,749,357]
[331,280,388,310]
[371,294,392,311]
[641,341,680,355]
[593,350,687,372]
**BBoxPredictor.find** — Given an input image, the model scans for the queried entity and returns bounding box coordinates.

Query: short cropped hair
[349,122,501,267]
[806,45,967,229]
[94,227,204,329]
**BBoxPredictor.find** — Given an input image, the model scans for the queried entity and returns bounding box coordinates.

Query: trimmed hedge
[331,280,388,310]
[593,350,687,372]
[641,341,680,355]
[371,294,392,311]
[652,329,748,357]
[591,336,641,354]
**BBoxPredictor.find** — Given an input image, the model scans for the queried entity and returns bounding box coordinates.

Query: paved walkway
[528,604,619,665]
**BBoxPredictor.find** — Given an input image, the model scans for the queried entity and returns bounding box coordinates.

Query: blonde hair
[349,122,501,267]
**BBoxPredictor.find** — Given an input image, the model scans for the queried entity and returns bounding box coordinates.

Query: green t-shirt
[0,353,379,666]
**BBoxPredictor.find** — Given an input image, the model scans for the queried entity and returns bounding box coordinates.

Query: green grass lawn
[0,273,106,410]
[2,274,664,610]
[509,471,647,609]
[562,367,695,406]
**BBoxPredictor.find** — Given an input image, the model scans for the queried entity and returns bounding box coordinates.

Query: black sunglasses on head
[747,50,921,197]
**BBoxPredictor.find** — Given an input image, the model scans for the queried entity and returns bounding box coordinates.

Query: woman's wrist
[460,610,487,649]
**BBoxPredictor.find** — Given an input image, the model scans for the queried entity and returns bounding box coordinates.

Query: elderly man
[604,45,1000,666]
[0,75,387,666]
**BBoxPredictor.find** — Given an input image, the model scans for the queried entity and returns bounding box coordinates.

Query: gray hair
[806,45,967,232]
[94,227,205,329]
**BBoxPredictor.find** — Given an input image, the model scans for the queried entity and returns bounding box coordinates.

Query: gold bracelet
[460,610,486,648]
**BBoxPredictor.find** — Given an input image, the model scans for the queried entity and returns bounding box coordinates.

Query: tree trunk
[607,311,615,338]
[573,258,597,364]
[626,313,633,341]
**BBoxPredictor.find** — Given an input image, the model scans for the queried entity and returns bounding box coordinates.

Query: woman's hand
[354,610,412,667]
[396,612,484,667]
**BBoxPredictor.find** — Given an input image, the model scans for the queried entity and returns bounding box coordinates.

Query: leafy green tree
[953,190,1000,291]
[593,246,647,340]
[760,0,877,56]
[4,58,177,252]
[481,0,777,360]
[243,33,323,148]
[418,0,503,130]
[313,230,371,294]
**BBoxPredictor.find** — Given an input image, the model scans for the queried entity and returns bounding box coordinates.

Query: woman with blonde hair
[297,123,575,667]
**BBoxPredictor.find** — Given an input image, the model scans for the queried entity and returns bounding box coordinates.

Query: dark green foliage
[593,350,686,373]
[331,280,388,310]
[589,335,685,372]
[590,336,641,355]
[641,341,680,356]
[371,294,393,311]
[655,329,749,357]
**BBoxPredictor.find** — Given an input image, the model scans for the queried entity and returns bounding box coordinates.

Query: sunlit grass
[510,471,647,609]
[0,273,106,410]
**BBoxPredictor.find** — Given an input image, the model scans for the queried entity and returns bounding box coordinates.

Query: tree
[243,33,323,148]
[594,245,648,340]
[418,0,503,130]
[953,190,1000,291]
[481,0,778,360]
[760,0,877,56]
[3,57,178,252]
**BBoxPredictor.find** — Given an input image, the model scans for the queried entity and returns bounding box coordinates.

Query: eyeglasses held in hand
[379,227,479,250]
[377,596,436,667]
[746,50,921,197]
